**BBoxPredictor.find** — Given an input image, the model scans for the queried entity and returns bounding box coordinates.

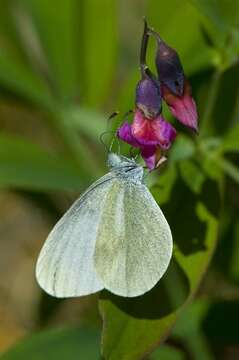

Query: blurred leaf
[0,133,90,191]
[61,106,106,141]
[15,0,80,101]
[203,300,239,346]
[0,326,100,360]
[179,160,205,194]
[151,165,177,206]
[150,344,185,360]
[222,122,239,153]
[173,299,214,360]
[0,48,54,109]
[210,65,239,135]
[216,156,239,184]
[188,0,239,33]
[170,135,196,163]
[188,0,239,68]
[147,0,214,74]
[200,137,223,180]
[0,1,30,62]
[99,178,219,360]
[229,222,239,282]
[79,0,118,107]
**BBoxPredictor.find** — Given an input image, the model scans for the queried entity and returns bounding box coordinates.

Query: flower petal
[117,122,140,147]
[140,145,157,170]
[162,82,198,132]
[152,116,177,149]
[132,109,177,148]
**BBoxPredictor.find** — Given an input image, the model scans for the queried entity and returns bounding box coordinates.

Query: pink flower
[154,35,198,132]
[117,109,176,170]
[162,80,198,132]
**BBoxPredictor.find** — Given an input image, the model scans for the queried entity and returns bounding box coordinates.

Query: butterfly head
[107,153,144,183]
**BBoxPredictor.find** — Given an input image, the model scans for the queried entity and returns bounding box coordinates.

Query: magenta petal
[131,110,159,146]
[152,116,177,149]
[162,82,198,132]
[117,122,140,147]
[141,146,157,170]
[169,95,198,132]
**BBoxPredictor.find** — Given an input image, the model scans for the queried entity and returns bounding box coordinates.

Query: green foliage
[0,327,100,360]
[0,0,238,359]
[0,133,88,191]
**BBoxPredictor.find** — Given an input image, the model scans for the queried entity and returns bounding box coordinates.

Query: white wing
[94,178,173,297]
[36,173,115,298]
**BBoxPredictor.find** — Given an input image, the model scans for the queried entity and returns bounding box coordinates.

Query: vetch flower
[153,31,198,132]
[118,111,176,170]
[117,70,176,170]
[161,80,198,132]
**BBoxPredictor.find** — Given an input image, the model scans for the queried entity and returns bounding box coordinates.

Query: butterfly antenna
[107,110,120,129]
[99,130,116,153]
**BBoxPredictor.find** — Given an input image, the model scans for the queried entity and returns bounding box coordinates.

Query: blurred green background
[0,0,238,359]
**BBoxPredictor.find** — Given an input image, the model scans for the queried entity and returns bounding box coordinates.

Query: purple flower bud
[135,73,162,119]
[155,40,184,97]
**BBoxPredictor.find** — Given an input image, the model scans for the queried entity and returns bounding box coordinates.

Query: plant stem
[140,18,149,72]
[200,69,222,136]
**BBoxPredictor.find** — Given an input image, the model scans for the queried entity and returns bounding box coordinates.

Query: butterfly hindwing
[94,177,173,297]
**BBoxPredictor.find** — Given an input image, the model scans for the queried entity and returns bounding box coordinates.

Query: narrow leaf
[0,133,89,191]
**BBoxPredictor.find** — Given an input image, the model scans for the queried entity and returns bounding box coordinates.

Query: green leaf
[60,106,106,141]
[16,0,80,101]
[0,133,90,191]
[99,178,219,360]
[179,160,205,194]
[187,0,239,66]
[222,122,239,153]
[150,165,178,206]
[217,157,239,184]
[0,327,100,360]
[188,0,239,33]
[150,345,185,360]
[170,135,196,163]
[172,300,214,360]
[78,0,118,107]
[0,48,54,109]
[203,300,239,346]
[229,222,239,281]
[200,137,223,180]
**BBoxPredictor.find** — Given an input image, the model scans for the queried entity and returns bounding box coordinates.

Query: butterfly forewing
[36,173,116,298]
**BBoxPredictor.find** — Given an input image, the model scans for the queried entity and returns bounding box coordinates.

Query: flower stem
[200,69,222,136]
[140,18,149,72]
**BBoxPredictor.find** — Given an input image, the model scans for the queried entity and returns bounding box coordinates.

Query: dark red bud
[156,40,184,97]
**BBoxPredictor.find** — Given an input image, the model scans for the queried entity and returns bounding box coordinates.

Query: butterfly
[36,152,172,298]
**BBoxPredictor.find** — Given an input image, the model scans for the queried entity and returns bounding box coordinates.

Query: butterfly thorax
[107,153,144,184]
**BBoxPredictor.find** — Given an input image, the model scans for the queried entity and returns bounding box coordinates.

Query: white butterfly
[36,153,173,298]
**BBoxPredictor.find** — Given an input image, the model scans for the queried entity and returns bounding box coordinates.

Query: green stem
[200,69,222,136]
